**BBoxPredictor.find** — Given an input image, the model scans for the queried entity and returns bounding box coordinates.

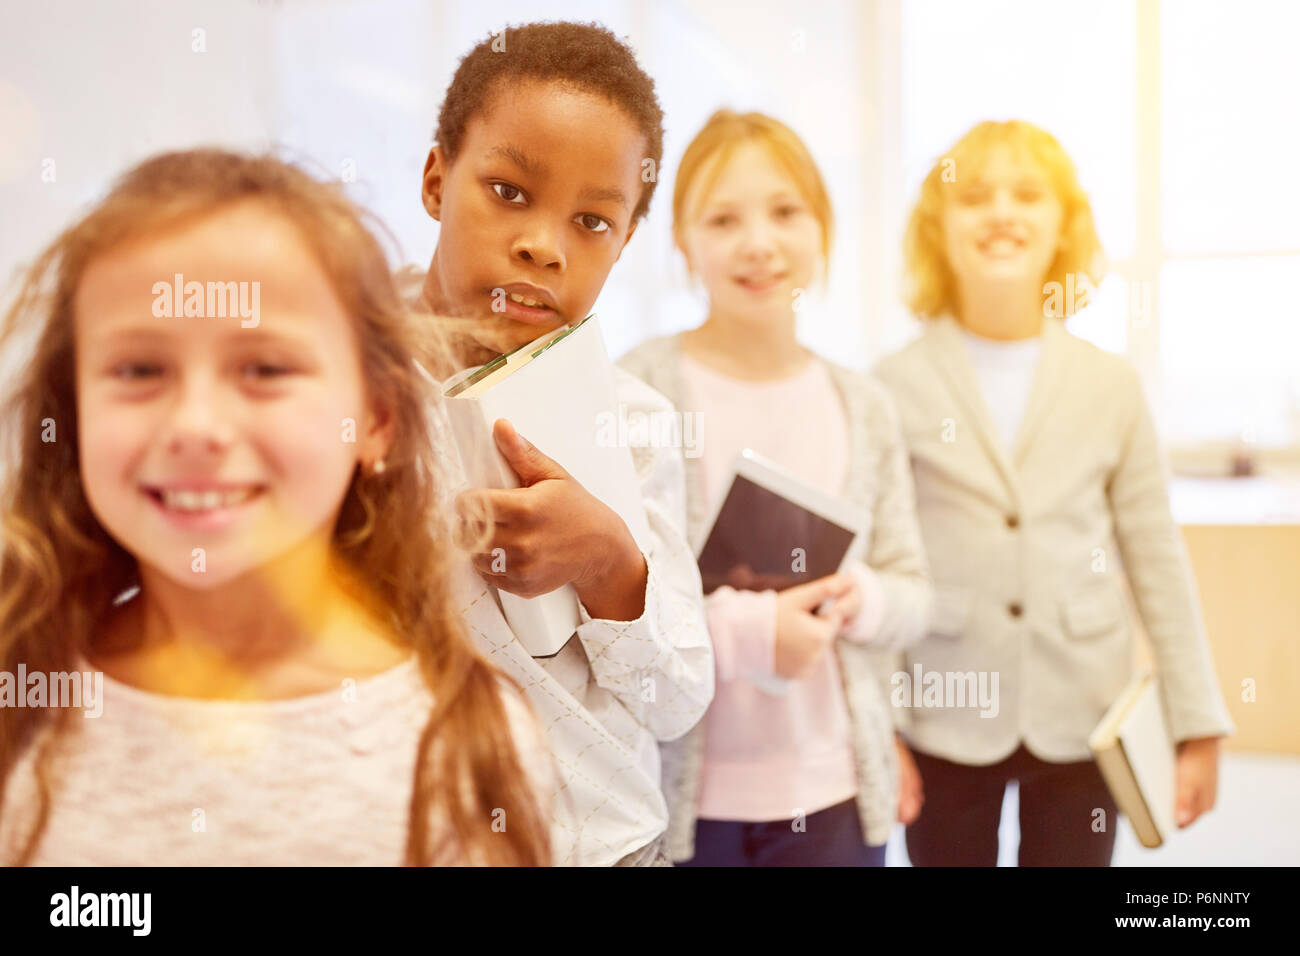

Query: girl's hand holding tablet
[772,574,854,679]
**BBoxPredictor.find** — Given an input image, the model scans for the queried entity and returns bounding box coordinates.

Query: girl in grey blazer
[875,119,1233,865]
[621,110,933,865]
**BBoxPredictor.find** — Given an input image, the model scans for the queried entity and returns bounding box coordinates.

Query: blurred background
[1,0,1297,864]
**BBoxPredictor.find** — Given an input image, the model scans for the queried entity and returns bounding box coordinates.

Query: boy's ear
[421,146,447,221]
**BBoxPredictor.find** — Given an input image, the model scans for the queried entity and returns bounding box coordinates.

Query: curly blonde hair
[902,119,1105,319]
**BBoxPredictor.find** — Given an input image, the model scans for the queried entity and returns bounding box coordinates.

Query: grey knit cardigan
[618,334,934,860]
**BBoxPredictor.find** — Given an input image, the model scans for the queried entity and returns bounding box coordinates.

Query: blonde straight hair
[673,109,834,264]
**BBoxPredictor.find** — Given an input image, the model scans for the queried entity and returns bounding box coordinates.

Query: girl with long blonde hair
[0,149,552,866]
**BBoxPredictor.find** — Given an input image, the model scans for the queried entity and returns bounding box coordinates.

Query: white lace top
[0,655,554,866]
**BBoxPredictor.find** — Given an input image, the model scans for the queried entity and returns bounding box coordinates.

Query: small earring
[371,459,386,476]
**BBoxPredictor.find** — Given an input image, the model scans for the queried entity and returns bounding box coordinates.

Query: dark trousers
[905,744,1118,866]
[678,798,886,867]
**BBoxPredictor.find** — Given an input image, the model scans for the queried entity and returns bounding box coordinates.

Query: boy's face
[422,79,645,352]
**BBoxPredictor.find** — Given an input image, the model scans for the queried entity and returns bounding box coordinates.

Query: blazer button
[1008,602,1023,618]
[1005,514,1020,529]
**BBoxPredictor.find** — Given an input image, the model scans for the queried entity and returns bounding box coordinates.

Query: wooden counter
[1134,477,1300,754]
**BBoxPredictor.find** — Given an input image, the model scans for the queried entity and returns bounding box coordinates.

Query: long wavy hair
[0,149,550,866]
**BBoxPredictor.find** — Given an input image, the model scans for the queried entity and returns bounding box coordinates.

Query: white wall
[0,0,888,370]
[0,0,278,394]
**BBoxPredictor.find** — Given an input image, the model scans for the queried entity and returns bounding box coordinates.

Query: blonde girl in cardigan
[620,110,933,865]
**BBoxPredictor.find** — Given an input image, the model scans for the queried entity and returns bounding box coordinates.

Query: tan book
[1088,673,1176,848]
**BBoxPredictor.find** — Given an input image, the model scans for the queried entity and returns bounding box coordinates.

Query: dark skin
[420,79,649,621]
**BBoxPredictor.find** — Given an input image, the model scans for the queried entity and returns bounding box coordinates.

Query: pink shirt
[681,353,886,822]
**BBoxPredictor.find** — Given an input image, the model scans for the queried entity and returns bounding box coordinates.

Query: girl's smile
[139,481,268,532]
[733,270,790,295]
[975,229,1029,258]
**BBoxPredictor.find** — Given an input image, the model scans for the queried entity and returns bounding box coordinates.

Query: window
[1158,0,1300,447]
[895,0,1300,450]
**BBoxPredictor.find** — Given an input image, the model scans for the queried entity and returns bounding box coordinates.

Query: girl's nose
[162,374,235,459]
[738,217,778,259]
[989,187,1018,220]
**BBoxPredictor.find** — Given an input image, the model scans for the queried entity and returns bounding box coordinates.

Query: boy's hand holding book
[457,418,648,623]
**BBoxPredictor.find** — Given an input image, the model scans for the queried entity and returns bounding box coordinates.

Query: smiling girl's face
[679,141,822,323]
[941,143,1065,295]
[74,201,390,590]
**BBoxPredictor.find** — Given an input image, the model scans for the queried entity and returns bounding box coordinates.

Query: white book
[1088,673,1177,848]
[442,316,651,658]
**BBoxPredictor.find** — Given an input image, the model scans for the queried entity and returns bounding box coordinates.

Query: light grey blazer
[619,334,934,859]
[873,315,1234,765]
